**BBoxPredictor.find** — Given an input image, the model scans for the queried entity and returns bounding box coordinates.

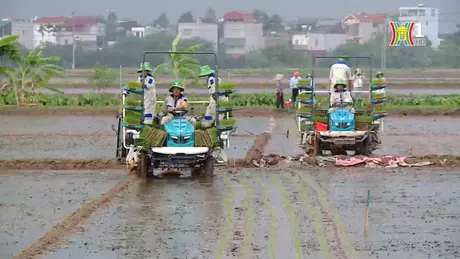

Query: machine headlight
[334,122,339,126]
[170,135,178,139]
[184,136,191,140]
[346,122,351,126]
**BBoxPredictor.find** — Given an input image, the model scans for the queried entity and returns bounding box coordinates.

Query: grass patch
[123,110,142,125]
[219,100,235,108]
[139,126,167,147]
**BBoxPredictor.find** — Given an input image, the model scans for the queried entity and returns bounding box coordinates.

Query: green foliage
[126,81,142,89]
[220,119,236,127]
[219,82,236,91]
[219,100,235,108]
[139,126,167,147]
[3,92,460,109]
[87,62,117,89]
[152,34,204,85]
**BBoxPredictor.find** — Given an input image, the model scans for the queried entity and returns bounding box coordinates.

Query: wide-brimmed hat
[199,65,215,77]
[338,55,349,61]
[272,74,284,81]
[169,80,185,92]
[137,62,152,73]
[334,79,347,88]
[376,71,384,77]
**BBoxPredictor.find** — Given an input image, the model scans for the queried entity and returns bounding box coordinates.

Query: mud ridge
[13,176,138,259]
[244,117,276,166]
[0,159,124,170]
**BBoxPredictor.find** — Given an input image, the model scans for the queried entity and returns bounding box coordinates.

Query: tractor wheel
[201,156,215,177]
[137,151,153,179]
[315,137,323,156]
[116,116,127,160]
[360,136,371,156]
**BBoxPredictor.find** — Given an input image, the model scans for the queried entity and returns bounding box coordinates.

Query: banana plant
[7,46,64,104]
[152,34,204,86]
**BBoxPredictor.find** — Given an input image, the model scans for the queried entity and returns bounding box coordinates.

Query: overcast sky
[2,0,459,32]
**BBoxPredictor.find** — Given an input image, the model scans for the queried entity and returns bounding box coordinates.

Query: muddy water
[311,167,460,259]
[42,167,460,259]
[0,170,124,258]
[0,116,268,160]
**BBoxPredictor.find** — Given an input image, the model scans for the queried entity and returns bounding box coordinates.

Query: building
[33,16,105,50]
[222,11,264,57]
[0,19,12,38]
[399,4,440,48]
[0,19,34,49]
[342,13,387,43]
[291,22,346,54]
[264,31,291,47]
[129,26,163,38]
[177,22,218,50]
[11,19,34,49]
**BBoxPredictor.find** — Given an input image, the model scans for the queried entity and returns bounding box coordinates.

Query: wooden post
[364,190,370,234]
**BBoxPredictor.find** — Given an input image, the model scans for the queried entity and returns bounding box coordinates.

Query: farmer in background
[374,71,387,95]
[161,80,196,126]
[199,65,223,128]
[123,62,156,125]
[329,56,352,93]
[273,74,284,109]
[352,68,364,89]
[290,71,301,103]
[329,79,354,113]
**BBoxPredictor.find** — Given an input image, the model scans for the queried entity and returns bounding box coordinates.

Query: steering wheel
[172,109,188,117]
[332,102,352,108]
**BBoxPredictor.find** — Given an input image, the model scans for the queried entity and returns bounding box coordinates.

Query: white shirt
[329,62,351,80]
[352,74,364,88]
[330,90,353,106]
[290,76,302,89]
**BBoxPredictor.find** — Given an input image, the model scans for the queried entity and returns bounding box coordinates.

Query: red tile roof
[351,13,388,24]
[34,16,101,25]
[223,11,255,22]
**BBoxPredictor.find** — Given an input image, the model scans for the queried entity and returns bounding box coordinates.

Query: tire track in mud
[13,175,138,259]
[297,172,357,259]
[240,176,255,258]
[271,174,303,259]
[256,175,277,259]
[216,173,236,259]
[284,173,333,259]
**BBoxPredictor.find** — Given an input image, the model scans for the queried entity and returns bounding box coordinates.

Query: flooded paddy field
[1,113,460,258]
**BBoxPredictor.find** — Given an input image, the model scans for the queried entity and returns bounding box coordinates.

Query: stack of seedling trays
[370,79,388,121]
[216,82,238,132]
[296,79,314,119]
[122,81,144,130]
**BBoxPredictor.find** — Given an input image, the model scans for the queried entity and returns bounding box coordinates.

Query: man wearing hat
[289,71,302,103]
[199,65,223,128]
[160,80,196,126]
[329,55,352,93]
[329,79,354,113]
[134,62,156,125]
[273,73,284,109]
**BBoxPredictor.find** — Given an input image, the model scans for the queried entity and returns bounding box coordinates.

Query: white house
[399,4,439,48]
[291,23,346,54]
[33,16,105,49]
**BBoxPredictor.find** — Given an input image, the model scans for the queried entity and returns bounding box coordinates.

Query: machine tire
[361,135,371,156]
[137,151,153,178]
[201,156,215,177]
[116,116,127,160]
[315,136,322,156]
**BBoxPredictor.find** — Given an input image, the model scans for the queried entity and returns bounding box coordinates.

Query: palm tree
[152,34,204,85]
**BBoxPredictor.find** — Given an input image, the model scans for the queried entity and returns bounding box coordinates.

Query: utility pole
[72,11,75,70]
[381,16,389,70]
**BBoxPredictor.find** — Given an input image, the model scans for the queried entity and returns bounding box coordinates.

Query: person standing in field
[273,74,284,109]
[290,71,301,103]
[352,68,364,89]
[329,56,352,92]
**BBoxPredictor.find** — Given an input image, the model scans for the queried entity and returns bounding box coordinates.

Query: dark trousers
[292,88,299,103]
[276,93,284,109]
